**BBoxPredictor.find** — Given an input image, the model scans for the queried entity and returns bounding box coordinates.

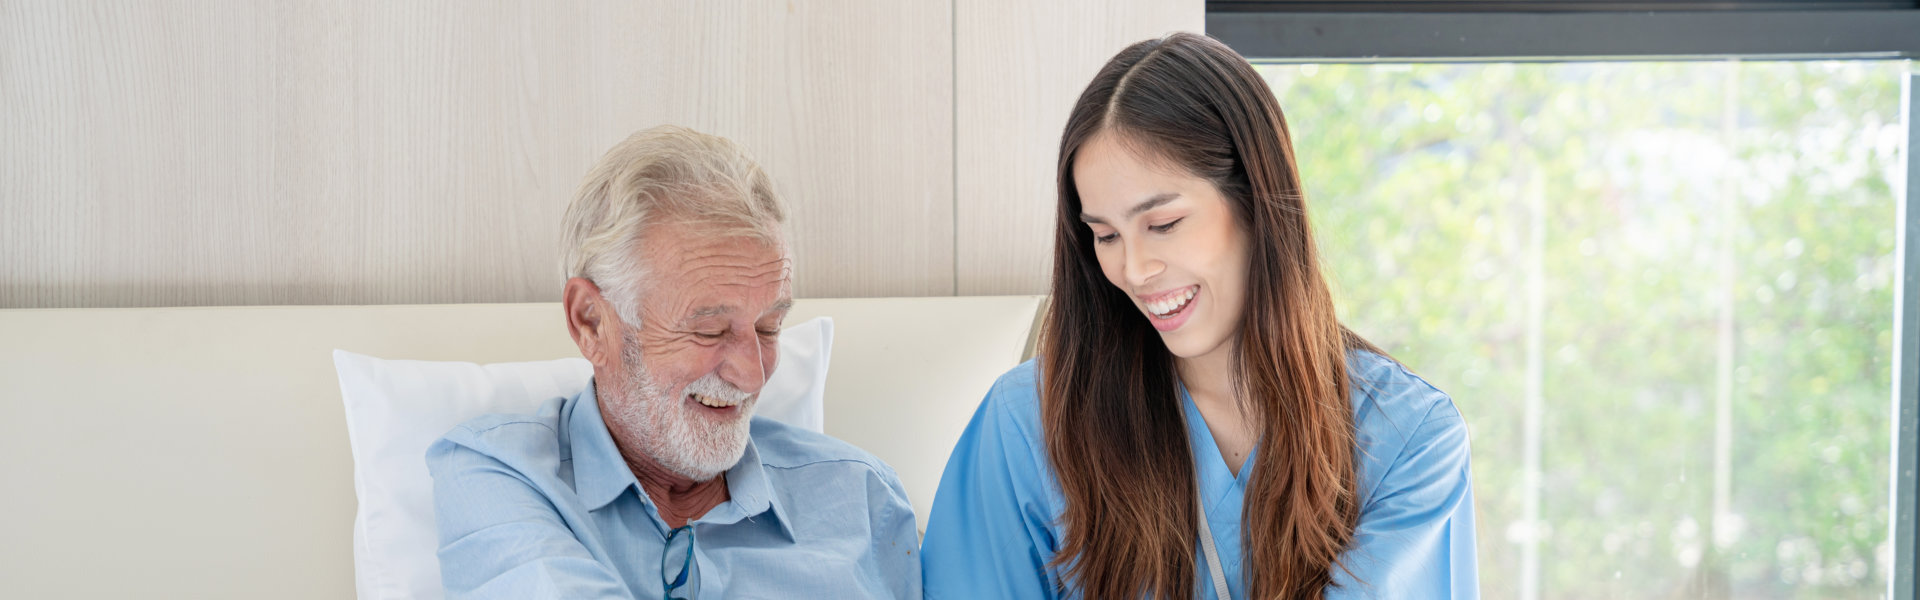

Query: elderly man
[427,126,921,599]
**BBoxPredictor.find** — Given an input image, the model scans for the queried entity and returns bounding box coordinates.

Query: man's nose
[716,334,769,395]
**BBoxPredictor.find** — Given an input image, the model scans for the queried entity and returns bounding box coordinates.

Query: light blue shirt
[921,352,1478,599]
[427,383,921,599]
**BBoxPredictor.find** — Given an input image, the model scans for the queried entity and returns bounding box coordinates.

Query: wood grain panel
[0,1,953,308]
[595,1,956,298]
[953,1,1204,295]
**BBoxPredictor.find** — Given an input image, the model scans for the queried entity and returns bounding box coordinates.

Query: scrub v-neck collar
[1177,382,1254,514]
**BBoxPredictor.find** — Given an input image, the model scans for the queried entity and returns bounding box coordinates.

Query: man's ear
[563,277,617,369]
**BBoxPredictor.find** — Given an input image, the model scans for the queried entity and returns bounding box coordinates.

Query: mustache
[681,372,752,404]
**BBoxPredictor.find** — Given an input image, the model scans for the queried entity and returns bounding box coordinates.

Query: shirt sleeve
[1330,407,1480,599]
[426,429,637,600]
[920,383,1062,600]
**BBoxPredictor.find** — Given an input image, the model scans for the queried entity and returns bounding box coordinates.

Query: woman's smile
[1141,284,1199,331]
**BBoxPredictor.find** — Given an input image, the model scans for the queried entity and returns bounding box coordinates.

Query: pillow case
[335,317,832,600]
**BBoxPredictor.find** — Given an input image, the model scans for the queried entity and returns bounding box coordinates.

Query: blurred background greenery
[1259,60,1907,599]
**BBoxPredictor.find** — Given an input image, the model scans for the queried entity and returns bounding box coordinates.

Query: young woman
[920,33,1479,599]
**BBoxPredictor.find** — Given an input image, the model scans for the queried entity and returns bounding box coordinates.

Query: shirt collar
[569,382,643,512]
[709,428,796,541]
[569,381,794,540]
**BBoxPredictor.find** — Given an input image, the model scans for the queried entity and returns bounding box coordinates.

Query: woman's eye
[1094,232,1119,244]
[1148,217,1184,234]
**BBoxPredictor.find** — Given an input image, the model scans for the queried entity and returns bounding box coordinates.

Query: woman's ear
[563,277,617,369]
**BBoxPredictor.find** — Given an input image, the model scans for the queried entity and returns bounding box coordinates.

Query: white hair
[560,125,786,325]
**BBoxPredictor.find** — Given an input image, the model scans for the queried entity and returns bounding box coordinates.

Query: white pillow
[334,317,833,600]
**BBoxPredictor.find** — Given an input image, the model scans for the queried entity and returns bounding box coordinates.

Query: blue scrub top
[920,351,1479,599]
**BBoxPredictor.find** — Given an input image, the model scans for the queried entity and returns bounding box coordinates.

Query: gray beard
[602,329,755,482]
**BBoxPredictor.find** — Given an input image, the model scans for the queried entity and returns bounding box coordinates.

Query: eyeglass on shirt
[661,526,693,600]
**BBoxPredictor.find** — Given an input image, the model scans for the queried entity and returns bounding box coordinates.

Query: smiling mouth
[1145,285,1198,319]
[689,392,740,409]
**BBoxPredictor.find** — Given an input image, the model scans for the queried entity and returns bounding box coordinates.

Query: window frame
[1207,10,1920,61]
[1897,70,1919,600]
[1207,8,1920,598]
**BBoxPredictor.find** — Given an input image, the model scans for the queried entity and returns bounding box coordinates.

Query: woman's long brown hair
[1042,32,1376,599]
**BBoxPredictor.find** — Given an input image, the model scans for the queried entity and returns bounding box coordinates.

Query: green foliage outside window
[1260,60,1906,599]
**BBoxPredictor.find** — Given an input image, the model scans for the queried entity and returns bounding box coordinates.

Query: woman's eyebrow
[1079,192,1182,225]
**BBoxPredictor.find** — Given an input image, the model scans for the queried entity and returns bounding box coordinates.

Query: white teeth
[1147,287,1197,317]
[691,393,735,408]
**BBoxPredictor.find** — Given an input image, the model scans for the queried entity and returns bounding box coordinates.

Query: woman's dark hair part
[1041,32,1380,599]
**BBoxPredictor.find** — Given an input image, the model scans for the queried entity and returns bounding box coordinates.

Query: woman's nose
[1122,239,1164,288]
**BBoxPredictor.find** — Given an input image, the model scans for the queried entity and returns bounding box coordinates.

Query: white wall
[1,1,1201,308]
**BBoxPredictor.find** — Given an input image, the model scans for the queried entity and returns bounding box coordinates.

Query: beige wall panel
[4,3,284,307]
[0,1,953,308]
[954,1,1203,295]
[595,1,955,298]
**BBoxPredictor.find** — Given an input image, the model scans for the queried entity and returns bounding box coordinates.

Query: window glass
[1260,60,1907,598]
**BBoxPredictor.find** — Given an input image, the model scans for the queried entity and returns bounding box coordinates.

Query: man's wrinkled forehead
[638,222,791,312]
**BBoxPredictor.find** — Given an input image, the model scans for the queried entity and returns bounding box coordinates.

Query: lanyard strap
[1197,491,1234,600]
